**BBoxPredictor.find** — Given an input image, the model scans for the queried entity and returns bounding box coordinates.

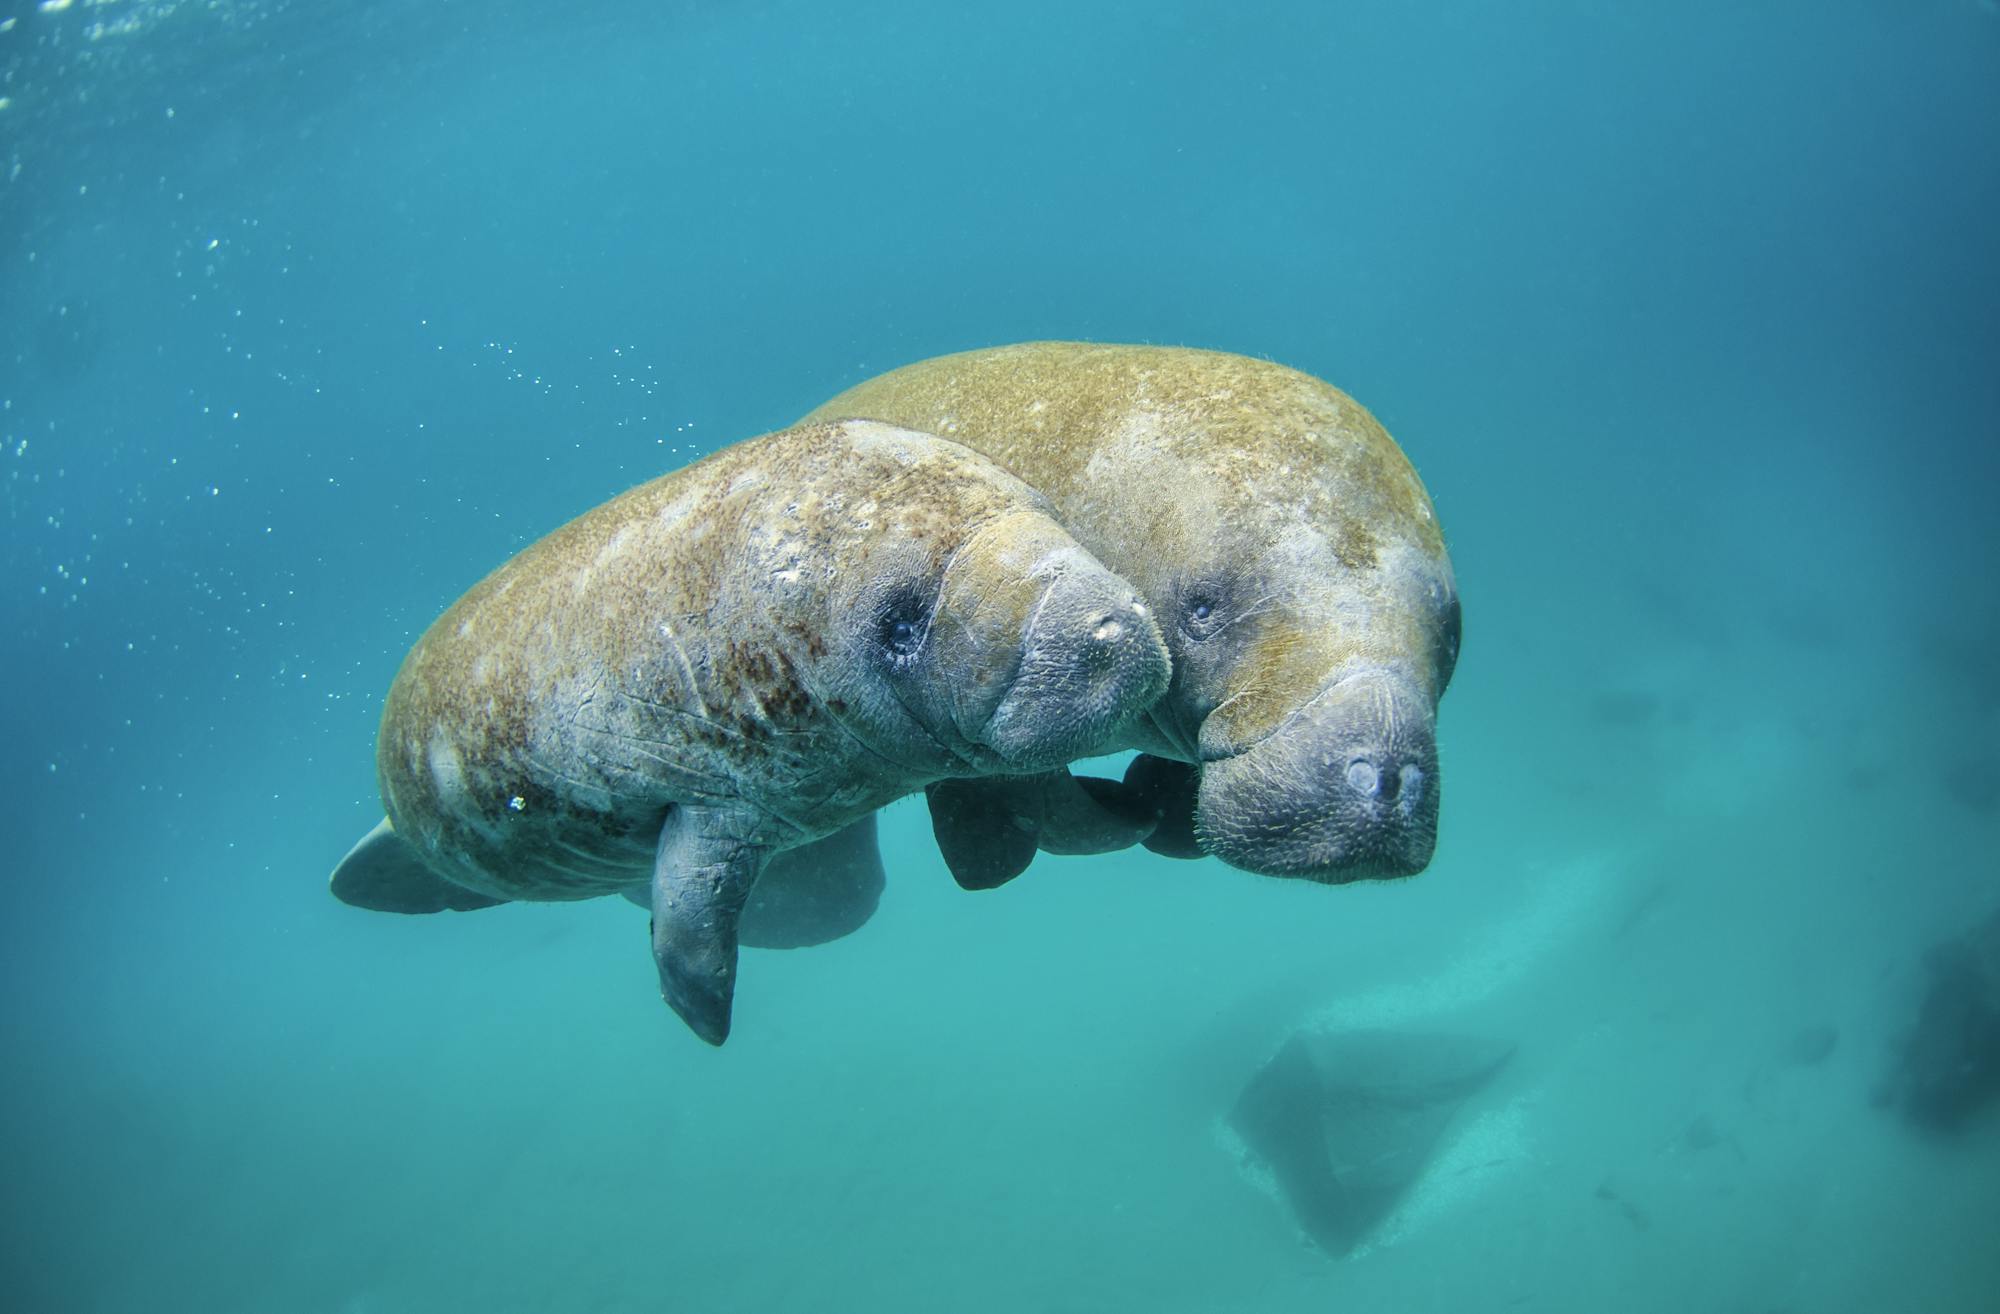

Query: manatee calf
[803,342,1460,888]
[329,419,1170,1044]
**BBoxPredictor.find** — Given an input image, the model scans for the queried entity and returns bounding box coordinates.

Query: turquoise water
[5,1,1998,1309]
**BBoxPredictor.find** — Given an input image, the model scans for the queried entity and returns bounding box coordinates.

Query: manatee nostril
[1091,616,1124,644]
[1345,758,1381,797]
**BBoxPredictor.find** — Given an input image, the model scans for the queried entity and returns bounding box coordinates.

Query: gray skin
[328,419,1170,1044]
[800,343,1460,889]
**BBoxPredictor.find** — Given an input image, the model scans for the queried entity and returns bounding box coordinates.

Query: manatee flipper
[630,814,887,948]
[1035,770,1161,854]
[650,805,766,1046]
[927,768,1161,890]
[329,818,508,913]
[738,813,886,949]
[927,779,1038,890]
[1124,754,1204,859]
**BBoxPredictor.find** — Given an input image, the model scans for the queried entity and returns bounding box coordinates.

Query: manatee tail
[329,818,508,913]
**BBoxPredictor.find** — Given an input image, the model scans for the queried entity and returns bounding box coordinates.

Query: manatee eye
[1180,592,1223,641]
[874,590,930,667]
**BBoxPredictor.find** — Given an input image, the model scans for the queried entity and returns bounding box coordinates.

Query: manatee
[1229,1029,1514,1255]
[328,419,1170,1044]
[800,342,1460,890]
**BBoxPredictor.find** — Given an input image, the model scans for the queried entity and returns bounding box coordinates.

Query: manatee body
[329,419,1170,1043]
[805,343,1459,885]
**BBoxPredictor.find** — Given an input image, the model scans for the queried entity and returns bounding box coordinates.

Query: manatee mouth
[978,588,1170,770]
[1192,670,1439,881]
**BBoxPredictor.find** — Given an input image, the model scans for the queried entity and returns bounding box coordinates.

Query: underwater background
[4,1,1998,1310]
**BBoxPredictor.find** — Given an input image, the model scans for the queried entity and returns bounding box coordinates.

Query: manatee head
[802,425,1171,777]
[1184,594,1458,880]
[1132,425,1459,883]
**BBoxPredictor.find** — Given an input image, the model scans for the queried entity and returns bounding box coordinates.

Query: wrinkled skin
[804,343,1459,887]
[331,419,1170,1043]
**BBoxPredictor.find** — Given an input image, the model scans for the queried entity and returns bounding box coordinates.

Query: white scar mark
[426,733,469,807]
[1020,569,1059,651]
[1210,589,1280,638]
[520,751,618,810]
[737,681,780,735]
[569,722,726,794]
[620,693,750,744]
[657,621,708,717]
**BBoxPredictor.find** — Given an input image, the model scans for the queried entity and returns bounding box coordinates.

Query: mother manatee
[804,343,1460,885]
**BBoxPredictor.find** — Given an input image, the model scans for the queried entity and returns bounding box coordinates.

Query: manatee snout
[981,573,1170,769]
[1195,669,1439,881]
